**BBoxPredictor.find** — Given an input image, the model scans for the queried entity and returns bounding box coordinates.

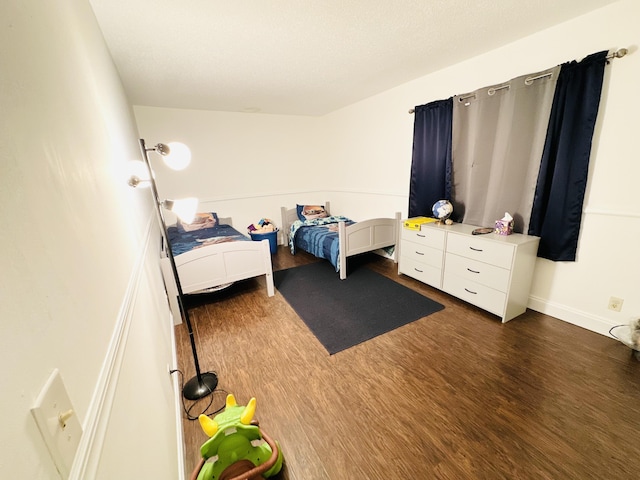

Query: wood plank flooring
[175,247,640,479]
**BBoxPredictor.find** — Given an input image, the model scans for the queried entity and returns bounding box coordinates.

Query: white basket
[609,324,640,359]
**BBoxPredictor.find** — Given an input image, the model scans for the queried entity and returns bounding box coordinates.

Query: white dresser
[398,222,539,322]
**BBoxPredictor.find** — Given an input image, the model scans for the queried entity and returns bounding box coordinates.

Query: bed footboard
[174,239,274,297]
[338,212,401,279]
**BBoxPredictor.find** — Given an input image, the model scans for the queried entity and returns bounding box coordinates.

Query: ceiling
[89,0,617,116]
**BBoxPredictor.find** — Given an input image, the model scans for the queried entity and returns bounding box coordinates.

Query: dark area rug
[274,261,444,354]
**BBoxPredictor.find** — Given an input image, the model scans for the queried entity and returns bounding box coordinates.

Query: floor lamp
[129,138,218,400]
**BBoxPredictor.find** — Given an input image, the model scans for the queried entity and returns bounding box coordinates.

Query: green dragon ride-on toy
[190,394,284,480]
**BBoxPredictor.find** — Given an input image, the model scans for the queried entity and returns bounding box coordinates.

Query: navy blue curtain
[408,98,453,218]
[528,51,608,261]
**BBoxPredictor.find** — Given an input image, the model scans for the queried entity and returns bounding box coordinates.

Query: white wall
[1,0,182,478]
[134,106,329,238]
[135,0,639,337]
[322,0,640,335]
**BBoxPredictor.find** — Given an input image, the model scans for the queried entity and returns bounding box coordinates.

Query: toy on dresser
[432,199,454,224]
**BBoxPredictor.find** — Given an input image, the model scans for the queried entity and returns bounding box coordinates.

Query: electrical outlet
[31,369,82,479]
[608,296,624,312]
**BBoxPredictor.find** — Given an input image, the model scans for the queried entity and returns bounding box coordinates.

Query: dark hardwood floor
[175,246,640,479]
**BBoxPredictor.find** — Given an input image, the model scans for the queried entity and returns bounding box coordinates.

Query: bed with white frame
[281,201,401,279]
[160,213,274,323]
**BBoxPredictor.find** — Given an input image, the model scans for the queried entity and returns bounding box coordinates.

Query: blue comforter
[166,224,248,256]
[288,216,353,271]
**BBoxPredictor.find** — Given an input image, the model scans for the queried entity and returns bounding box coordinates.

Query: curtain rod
[408,48,628,114]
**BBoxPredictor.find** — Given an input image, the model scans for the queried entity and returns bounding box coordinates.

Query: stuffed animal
[247,218,276,233]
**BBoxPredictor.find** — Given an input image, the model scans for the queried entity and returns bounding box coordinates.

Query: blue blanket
[166,224,248,256]
[288,216,353,271]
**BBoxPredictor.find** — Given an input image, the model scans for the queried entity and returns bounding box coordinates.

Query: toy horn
[240,397,257,425]
[198,414,219,437]
[226,394,238,408]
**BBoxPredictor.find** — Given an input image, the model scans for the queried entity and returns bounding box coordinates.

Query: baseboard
[528,294,618,337]
[170,306,187,480]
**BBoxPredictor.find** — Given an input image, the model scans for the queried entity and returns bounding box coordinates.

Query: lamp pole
[138,138,218,400]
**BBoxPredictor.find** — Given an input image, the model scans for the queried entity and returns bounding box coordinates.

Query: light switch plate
[31,369,82,479]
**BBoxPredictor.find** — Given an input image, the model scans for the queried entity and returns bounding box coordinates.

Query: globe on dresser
[432,199,453,221]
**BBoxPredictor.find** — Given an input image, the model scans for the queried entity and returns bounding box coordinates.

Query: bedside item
[247,218,278,253]
[249,228,279,254]
[432,199,453,222]
[403,216,437,230]
[472,227,494,235]
[494,212,514,235]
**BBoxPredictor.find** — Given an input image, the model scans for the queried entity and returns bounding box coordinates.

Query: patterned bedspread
[288,216,353,271]
[166,223,248,256]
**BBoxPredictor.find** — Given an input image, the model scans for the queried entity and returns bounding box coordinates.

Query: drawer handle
[415,251,424,255]
[469,246,483,252]
[414,267,424,273]
[417,233,426,238]
[467,268,480,274]
[464,288,478,295]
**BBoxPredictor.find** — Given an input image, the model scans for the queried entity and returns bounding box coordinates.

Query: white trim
[194,189,408,204]
[583,207,640,219]
[197,190,326,203]
[528,294,618,337]
[69,214,154,480]
[169,309,187,480]
[323,188,408,198]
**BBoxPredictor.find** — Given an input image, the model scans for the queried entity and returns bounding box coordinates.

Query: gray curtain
[451,66,560,232]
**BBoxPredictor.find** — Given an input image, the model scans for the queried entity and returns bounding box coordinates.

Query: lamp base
[183,372,218,400]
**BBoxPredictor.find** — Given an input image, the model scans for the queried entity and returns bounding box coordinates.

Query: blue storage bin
[249,229,278,254]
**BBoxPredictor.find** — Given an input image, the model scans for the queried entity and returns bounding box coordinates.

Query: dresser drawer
[402,227,446,250]
[446,232,514,269]
[444,253,511,292]
[399,256,442,288]
[400,239,443,269]
[442,272,506,317]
